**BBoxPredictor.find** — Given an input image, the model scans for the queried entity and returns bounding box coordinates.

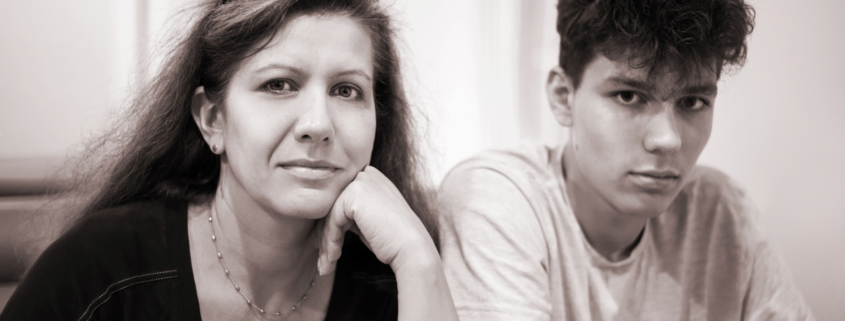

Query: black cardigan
[0,200,398,320]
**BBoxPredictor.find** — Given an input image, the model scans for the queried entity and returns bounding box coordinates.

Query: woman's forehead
[237,14,374,79]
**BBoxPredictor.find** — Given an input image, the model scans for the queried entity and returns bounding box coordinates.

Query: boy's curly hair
[557,0,755,88]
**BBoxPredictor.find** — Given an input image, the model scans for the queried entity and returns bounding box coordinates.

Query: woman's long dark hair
[29,0,435,263]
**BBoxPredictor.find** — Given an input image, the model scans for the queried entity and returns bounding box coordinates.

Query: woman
[0,0,457,320]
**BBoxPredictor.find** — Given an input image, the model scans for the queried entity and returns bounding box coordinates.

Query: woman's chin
[266,193,339,220]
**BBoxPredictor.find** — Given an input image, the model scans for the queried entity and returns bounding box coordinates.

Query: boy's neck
[561,144,648,262]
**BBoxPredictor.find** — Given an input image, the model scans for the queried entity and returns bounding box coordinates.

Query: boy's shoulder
[660,165,764,249]
[677,165,753,217]
[438,143,566,230]
[445,143,561,182]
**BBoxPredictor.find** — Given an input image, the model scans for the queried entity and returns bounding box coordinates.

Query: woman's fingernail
[317,258,324,276]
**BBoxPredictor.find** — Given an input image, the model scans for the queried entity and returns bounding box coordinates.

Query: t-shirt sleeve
[738,197,816,321]
[702,170,817,321]
[438,165,552,321]
[742,238,816,321]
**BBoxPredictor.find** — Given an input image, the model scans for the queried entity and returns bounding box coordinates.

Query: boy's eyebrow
[608,77,654,93]
[680,83,718,96]
[608,77,718,96]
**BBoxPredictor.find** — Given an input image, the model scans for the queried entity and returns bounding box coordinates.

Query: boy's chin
[615,194,678,219]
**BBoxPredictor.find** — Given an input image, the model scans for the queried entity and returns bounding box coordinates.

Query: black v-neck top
[0,200,398,320]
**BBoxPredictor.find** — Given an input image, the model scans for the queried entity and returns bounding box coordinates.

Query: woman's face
[218,14,376,219]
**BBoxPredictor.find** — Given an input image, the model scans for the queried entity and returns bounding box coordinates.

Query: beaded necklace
[208,205,318,317]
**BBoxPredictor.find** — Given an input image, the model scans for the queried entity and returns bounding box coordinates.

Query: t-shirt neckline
[551,144,651,269]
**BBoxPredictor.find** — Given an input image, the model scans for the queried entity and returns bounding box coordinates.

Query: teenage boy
[438,0,814,320]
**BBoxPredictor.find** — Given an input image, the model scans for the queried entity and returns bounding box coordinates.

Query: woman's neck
[211,194,319,280]
[189,199,332,320]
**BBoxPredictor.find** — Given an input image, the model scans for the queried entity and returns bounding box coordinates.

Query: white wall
[0,0,133,159]
[393,0,566,183]
[1,0,842,318]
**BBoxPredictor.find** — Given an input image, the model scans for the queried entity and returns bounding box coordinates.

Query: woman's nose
[643,106,682,154]
[293,94,334,143]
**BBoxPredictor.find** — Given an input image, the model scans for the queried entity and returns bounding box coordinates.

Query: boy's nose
[643,107,681,154]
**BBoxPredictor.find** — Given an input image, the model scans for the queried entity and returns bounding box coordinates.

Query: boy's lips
[628,169,680,191]
[630,169,680,179]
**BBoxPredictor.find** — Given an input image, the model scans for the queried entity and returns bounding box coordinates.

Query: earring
[212,144,218,153]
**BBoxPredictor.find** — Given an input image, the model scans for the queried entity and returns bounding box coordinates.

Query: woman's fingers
[318,189,353,276]
[318,166,430,275]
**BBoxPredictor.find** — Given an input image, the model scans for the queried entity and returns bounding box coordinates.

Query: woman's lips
[278,159,341,180]
[280,165,338,180]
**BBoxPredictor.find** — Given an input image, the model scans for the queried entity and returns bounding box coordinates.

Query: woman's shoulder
[0,200,189,320]
[72,200,176,236]
[53,200,186,263]
[75,200,183,236]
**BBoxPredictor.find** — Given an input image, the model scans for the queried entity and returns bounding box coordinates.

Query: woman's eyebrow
[334,69,372,82]
[254,63,306,76]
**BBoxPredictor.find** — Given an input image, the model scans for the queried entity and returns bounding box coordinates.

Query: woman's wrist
[390,233,459,321]
[389,232,442,277]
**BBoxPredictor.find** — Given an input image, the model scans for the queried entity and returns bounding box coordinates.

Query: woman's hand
[316,165,458,321]
[317,165,437,275]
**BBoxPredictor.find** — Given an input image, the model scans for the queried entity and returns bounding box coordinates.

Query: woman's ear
[191,87,225,154]
[547,66,575,127]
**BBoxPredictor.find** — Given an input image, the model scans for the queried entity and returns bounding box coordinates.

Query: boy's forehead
[588,54,718,98]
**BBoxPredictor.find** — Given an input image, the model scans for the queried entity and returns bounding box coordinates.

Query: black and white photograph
[0,0,842,320]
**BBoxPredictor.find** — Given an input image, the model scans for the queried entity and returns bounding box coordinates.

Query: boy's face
[548,54,718,218]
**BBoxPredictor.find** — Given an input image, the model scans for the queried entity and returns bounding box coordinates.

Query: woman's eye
[263,80,295,93]
[678,96,708,111]
[614,91,642,105]
[331,85,361,99]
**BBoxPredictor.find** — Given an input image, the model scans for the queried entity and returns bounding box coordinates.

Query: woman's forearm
[391,237,459,321]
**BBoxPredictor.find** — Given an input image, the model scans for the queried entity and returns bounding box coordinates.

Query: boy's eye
[331,85,361,99]
[264,80,295,93]
[678,97,707,110]
[615,91,642,105]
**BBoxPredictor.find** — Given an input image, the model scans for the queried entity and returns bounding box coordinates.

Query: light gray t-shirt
[438,144,813,321]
